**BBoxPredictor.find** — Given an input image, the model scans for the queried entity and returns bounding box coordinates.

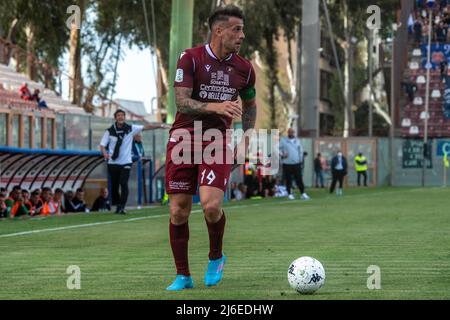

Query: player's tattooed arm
[242,99,257,132]
[175,87,213,115]
[175,87,242,118]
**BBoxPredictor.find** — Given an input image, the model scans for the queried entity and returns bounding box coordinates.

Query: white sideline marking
[0,214,167,238]
[0,205,261,238]
[0,188,418,238]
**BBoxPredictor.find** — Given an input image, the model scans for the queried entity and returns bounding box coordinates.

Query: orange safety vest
[39,200,51,216]
[9,200,28,218]
[10,202,21,218]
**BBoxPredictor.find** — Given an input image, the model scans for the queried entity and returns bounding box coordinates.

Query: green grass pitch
[0,187,449,300]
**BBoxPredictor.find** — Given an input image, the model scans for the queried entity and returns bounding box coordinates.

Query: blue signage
[437,141,450,156]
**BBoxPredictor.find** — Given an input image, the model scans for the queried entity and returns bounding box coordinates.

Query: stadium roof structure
[0,147,103,192]
[115,99,149,117]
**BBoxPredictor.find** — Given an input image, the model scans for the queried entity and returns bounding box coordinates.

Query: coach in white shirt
[279,128,310,200]
[100,109,168,214]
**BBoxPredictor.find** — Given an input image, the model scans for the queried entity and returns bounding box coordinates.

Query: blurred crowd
[410,0,450,44]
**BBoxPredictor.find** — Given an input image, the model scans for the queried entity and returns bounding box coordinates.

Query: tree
[68,0,86,106]
[323,0,399,136]
[0,0,71,87]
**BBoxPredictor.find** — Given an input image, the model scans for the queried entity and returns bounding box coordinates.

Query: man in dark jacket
[329,151,348,196]
[91,188,111,212]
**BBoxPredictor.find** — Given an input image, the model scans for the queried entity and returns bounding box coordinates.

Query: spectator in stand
[416,0,424,10]
[70,188,87,213]
[0,193,8,219]
[447,24,450,42]
[19,83,32,100]
[440,61,448,83]
[91,188,111,212]
[414,18,423,44]
[436,22,447,43]
[0,187,7,198]
[422,18,429,44]
[5,186,29,218]
[444,7,450,25]
[408,13,415,34]
[401,78,418,102]
[31,89,48,109]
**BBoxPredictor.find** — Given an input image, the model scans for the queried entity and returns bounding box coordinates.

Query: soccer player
[165,5,257,290]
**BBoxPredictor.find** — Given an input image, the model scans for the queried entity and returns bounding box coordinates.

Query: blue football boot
[166,275,194,291]
[204,254,227,287]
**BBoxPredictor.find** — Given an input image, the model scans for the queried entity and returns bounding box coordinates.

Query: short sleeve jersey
[172,44,256,133]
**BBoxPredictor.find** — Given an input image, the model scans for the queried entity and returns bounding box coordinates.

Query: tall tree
[68,0,86,106]
[324,0,399,136]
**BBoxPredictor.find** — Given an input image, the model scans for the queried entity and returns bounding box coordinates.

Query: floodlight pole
[368,28,373,137]
[422,7,433,187]
[389,24,397,187]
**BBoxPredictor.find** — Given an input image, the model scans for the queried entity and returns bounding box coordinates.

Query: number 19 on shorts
[201,169,216,185]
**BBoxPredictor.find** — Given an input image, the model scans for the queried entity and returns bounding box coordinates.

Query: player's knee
[169,203,190,223]
[202,200,222,219]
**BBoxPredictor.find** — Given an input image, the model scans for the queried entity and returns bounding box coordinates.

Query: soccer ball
[287,256,325,294]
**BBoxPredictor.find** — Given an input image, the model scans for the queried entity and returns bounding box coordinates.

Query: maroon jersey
[172,44,256,133]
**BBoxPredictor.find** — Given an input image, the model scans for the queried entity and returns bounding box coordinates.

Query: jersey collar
[206,44,233,62]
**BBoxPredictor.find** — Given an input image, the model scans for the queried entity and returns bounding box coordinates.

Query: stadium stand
[401,1,450,138]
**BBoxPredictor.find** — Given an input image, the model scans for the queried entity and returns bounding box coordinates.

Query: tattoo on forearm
[175,87,212,115]
[242,105,256,132]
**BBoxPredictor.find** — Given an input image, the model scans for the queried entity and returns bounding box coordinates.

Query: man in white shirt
[100,109,168,214]
[279,128,310,200]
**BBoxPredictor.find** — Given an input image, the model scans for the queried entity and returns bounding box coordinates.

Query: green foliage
[0,0,72,67]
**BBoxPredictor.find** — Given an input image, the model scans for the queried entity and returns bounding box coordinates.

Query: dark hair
[12,185,21,191]
[31,190,40,197]
[114,109,126,118]
[42,187,52,193]
[55,188,64,194]
[22,189,29,194]
[208,5,245,30]
[76,188,84,193]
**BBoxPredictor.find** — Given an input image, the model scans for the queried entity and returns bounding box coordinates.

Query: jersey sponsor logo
[175,69,184,82]
[169,181,191,191]
[199,91,208,99]
[211,70,229,86]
